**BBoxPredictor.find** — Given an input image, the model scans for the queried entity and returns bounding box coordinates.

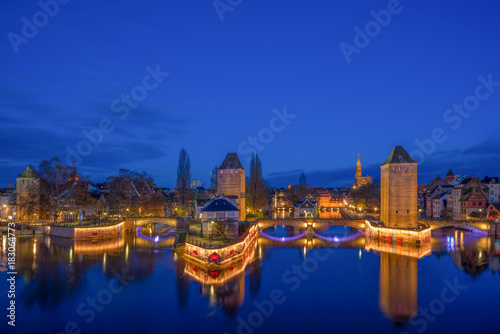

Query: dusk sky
[1,0,499,188]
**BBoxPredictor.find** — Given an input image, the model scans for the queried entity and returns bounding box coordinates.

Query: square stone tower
[380,146,418,228]
[16,166,40,222]
[217,153,246,221]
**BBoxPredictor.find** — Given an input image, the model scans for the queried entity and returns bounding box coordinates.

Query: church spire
[356,154,362,178]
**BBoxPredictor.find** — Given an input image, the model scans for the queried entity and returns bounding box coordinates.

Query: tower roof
[382,146,416,165]
[218,153,244,170]
[357,153,361,165]
[18,166,37,179]
[446,169,454,176]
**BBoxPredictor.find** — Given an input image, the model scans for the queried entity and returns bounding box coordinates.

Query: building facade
[201,196,239,238]
[380,146,418,228]
[217,153,246,221]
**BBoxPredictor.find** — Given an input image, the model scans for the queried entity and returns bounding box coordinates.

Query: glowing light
[154,236,159,243]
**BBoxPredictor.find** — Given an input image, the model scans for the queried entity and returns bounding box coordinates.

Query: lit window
[405,166,407,171]
[411,166,414,171]
[231,170,233,173]
[220,171,223,174]
[393,167,395,171]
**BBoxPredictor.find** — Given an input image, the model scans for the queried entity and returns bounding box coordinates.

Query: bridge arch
[256,218,367,233]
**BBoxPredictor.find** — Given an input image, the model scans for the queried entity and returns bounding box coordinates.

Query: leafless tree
[176,148,192,214]
[246,153,268,214]
[37,158,73,224]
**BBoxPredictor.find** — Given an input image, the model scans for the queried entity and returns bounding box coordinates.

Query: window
[217,212,225,219]
[411,166,414,171]
[231,169,233,173]
[405,166,407,171]
[228,212,234,218]
[393,167,395,171]
[396,210,399,213]
[407,210,409,213]
[207,212,213,218]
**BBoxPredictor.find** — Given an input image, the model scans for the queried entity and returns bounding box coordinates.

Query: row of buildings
[421,170,500,221]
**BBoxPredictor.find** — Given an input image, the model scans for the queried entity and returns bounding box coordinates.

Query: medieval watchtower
[16,166,40,222]
[217,153,246,221]
[380,146,418,228]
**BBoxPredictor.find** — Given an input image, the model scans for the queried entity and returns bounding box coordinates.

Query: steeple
[356,154,362,178]
[288,181,291,190]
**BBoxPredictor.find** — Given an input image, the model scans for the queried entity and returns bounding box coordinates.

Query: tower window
[405,166,407,171]
[393,167,395,171]
[411,166,414,171]
[220,171,223,174]
[230,170,233,173]
[407,210,409,213]
[396,210,398,213]
[398,166,401,171]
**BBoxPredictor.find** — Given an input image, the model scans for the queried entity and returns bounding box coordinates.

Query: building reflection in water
[2,228,498,324]
[183,237,261,314]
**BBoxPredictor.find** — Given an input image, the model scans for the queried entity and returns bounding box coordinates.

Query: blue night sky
[1,0,499,188]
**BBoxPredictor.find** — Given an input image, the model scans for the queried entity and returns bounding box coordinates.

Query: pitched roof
[382,146,416,165]
[202,198,239,212]
[295,198,316,208]
[446,169,455,176]
[424,176,448,193]
[218,153,244,170]
[18,167,37,179]
[487,203,500,212]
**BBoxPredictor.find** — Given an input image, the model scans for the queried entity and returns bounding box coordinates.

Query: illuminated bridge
[256,218,368,233]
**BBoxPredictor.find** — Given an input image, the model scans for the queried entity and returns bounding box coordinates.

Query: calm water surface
[1,226,499,334]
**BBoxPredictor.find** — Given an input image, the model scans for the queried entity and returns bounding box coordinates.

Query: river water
[1,226,499,334]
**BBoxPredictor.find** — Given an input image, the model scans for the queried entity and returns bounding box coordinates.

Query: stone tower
[16,166,40,222]
[217,153,246,221]
[380,146,418,228]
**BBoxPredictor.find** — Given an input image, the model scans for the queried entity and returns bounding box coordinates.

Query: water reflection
[1,229,499,332]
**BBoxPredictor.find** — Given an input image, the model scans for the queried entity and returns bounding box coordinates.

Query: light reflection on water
[1,227,499,334]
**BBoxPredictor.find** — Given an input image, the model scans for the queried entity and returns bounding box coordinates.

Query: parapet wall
[45,222,124,239]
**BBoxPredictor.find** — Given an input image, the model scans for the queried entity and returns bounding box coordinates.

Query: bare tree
[106,169,164,217]
[37,158,74,224]
[210,165,218,191]
[246,153,268,214]
[176,148,191,214]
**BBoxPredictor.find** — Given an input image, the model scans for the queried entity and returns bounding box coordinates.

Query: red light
[387,241,392,244]
[230,266,234,270]
[193,250,198,255]
[193,267,198,271]
[211,271,218,278]
[397,242,402,246]
[230,250,234,255]
[211,253,219,261]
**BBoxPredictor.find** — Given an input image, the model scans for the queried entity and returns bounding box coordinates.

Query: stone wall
[74,222,124,239]
[48,226,75,238]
